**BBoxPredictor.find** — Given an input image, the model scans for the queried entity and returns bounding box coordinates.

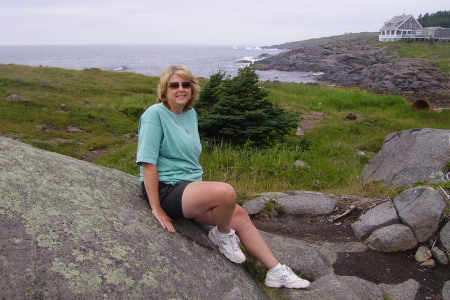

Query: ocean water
[0,44,319,83]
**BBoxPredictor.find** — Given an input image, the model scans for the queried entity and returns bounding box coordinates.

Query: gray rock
[294,159,310,168]
[351,200,399,240]
[5,94,30,102]
[441,222,450,252]
[393,186,446,243]
[415,246,432,263]
[360,128,450,186]
[443,280,450,300]
[260,231,334,280]
[242,196,270,215]
[67,125,83,133]
[243,191,338,216]
[366,224,418,253]
[419,259,436,268]
[242,192,287,215]
[277,274,384,300]
[277,191,338,215]
[379,279,420,300]
[431,247,449,265]
[0,136,268,300]
[357,150,366,157]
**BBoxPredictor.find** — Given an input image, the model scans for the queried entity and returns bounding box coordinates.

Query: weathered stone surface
[443,280,450,300]
[378,279,420,300]
[0,136,268,300]
[415,246,432,263]
[441,222,450,252]
[260,231,334,280]
[243,191,338,216]
[351,200,399,240]
[360,128,450,186]
[5,94,30,102]
[277,191,338,215]
[419,259,436,268]
[366,224,418,253]
[276,274,384,300]
[393,186,446,242]
[242,192,287,215]
[431,246,449,265]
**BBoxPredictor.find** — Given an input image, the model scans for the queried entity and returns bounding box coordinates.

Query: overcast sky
[0,0,447,46]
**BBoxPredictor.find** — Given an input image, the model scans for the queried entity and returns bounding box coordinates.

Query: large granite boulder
[360,128,449,186]
[393,186,446,243]
[0,137,267,299]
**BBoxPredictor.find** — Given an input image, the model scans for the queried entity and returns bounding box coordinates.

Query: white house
[379,14,450,42]
[379,15,422,42]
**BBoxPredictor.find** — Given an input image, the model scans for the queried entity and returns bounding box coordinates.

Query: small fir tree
[196,66,298,147]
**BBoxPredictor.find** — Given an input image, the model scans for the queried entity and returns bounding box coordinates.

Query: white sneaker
[265,265,310,289]
[208,226,246,264]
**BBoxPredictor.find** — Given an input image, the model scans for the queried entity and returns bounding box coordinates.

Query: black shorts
[141,181,191,219]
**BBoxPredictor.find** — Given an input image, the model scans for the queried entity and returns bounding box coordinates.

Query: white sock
[269,263,282,273]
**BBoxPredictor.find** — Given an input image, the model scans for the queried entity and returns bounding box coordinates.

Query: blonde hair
[157,65,200,111]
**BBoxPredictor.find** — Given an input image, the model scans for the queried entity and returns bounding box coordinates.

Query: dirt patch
[251,209,449,299]
[297,111,327,137]
[81,148,108,162]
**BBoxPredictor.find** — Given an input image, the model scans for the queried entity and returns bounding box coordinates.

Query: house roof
[380,14,414,31]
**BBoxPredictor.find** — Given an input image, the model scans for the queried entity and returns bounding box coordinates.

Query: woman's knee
[215,182,237,205]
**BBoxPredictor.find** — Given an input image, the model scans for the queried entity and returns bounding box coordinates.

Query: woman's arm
[142,162,176,233]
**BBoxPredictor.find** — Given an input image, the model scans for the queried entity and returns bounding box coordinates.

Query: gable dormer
[398,16,422,30]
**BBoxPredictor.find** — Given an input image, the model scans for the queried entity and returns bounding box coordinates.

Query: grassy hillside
[379,40,450,72]
[265,32,378,50]
[1,64,449,200]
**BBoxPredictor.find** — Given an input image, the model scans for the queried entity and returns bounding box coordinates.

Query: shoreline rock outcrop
[254,38,449,107]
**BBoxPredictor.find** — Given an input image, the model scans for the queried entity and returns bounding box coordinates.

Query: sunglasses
[168,81,192,89]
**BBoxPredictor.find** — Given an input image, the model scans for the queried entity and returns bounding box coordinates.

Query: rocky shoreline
[254,38,449,108]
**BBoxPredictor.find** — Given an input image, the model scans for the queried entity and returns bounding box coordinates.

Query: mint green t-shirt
[136,103,203,184]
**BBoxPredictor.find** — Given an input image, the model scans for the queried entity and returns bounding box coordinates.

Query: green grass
[199,83,449,197]
[1,63,449,201]
[0,64,159,160]
[378,40,450,72]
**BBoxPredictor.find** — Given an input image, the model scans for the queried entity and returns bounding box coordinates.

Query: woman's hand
[152,207,176,233]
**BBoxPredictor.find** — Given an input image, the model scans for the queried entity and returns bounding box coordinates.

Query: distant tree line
[417,10,450,28]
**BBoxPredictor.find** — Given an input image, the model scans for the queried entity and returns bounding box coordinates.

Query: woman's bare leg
[182,181,279,269]
[182,181,237,233]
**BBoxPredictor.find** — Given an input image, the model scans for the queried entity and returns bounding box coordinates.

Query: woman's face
[165,74,192,114]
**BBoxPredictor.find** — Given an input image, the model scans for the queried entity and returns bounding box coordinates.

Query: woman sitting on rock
[136,64,310,289]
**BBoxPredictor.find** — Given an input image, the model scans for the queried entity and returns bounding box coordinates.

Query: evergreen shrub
[196,66,298,147]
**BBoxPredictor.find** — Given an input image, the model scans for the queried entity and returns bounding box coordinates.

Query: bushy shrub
[196,66,298,147]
